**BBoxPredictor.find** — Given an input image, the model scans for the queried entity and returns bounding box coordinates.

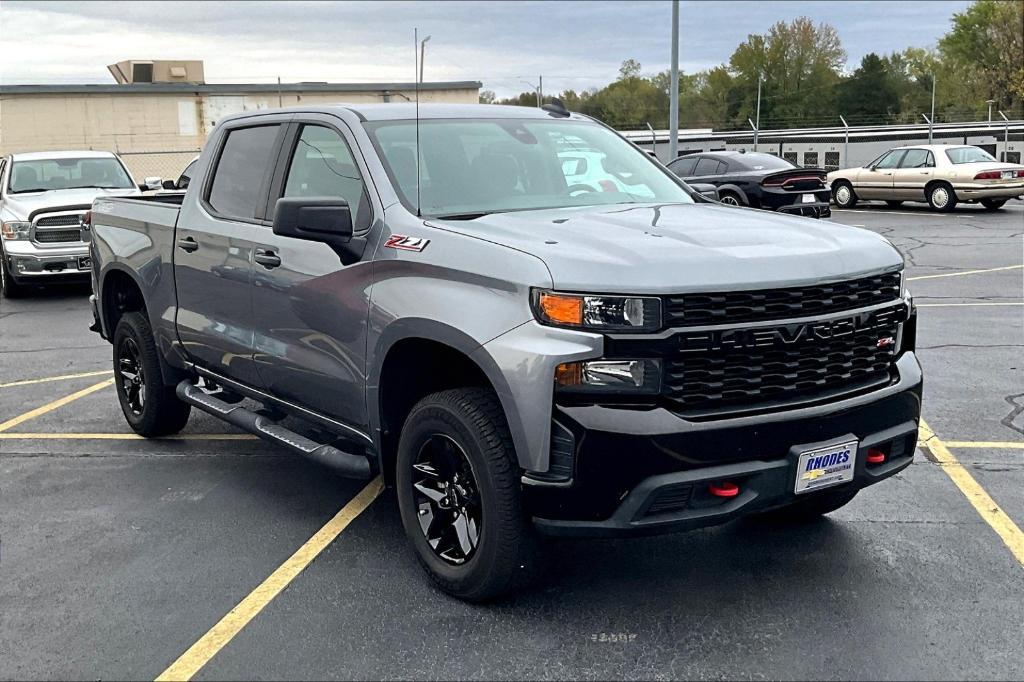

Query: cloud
[1,0,970,97]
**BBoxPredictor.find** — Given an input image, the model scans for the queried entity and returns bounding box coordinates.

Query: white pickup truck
[0,151,146,297]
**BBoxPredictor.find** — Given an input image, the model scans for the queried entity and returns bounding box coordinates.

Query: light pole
[669,0,679,161]
[929,73,936,140]
[986,99,996,123]
[419,35,431,84]
[520,80,540,107]
[754,72,764,151]
[839,115,849,167]
[998,110,1010,161]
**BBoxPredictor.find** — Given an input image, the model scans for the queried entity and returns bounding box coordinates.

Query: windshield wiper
[431,211,494,220]
[10,187,53,194]
[65,184,126,190]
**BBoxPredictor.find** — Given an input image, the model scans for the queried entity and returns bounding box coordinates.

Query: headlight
[532,290,661,332]
[1,221,31,241]
[555,359,662,395]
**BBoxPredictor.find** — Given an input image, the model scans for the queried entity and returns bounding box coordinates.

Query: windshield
[944,146,996,164]
[8,157,134,193]
[364,118,694,217]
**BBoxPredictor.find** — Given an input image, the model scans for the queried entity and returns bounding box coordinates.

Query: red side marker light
[866,448,886,464]
[709,481,740,498]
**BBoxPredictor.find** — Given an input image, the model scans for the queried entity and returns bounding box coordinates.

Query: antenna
[414,28,422,217]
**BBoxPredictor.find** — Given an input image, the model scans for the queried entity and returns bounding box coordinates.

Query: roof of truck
[10,150,118,161]
[273,103,590,122]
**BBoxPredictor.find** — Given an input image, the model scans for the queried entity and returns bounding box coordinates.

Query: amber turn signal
[538,292,583,326]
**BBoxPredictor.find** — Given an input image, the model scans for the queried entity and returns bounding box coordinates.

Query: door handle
[254,248,281,269]
[177,236,199,253]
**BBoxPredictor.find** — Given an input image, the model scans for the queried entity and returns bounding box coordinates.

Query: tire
[0,249,24,298]
[112,311,191,436]
[927,182,958,212]
[885,200,904,207]
[395,387,541,601]
[718,191,743,207]
[832,181,857,208]
[981,198,1007,211]
[754,487,859,523]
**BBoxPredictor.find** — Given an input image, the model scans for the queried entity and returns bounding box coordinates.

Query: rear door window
[693,157,721,176]
[207,125,281,220]
[899,149,932,168]
[669,156,698,177]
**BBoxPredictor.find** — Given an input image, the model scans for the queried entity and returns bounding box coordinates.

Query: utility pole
[839,115,849,167]
[929,73,936,142]
[998,110,1010,161]
[277,76,282,107]
[419,34,431,83]
[754,72,763,151]
[986,99,995,123]
[539,75,543,106]
[669,0,679,160]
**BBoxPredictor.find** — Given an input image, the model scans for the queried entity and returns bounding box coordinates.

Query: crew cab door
[173,118,290,386]
[857,149,904,199]
[249,117,377,433]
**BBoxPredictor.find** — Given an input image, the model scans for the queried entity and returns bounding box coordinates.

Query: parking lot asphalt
[1,199,1022,680]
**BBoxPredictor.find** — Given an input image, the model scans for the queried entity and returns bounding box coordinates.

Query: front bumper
[1,242,90,279]
[530,351,922,537]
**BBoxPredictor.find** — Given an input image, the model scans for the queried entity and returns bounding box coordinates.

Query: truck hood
[430,203,903,293]
[2,187,139,219]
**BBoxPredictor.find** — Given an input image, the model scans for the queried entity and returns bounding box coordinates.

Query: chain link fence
[118,149,200,184]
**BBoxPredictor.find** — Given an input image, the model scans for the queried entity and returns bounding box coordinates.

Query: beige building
[0,79,482,180]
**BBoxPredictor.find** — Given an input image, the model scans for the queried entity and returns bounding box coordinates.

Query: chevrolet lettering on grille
[678,305,904,353]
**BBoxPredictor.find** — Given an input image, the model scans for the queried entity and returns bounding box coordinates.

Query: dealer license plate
[794,440,858,494]
[78,256,92,270]
[1001,171,1014,180]
[801,193,816,203]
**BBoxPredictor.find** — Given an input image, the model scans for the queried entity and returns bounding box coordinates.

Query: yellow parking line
[0,369,114,388]
[919,420,1024,567]
[916,302,1023,307]
[0,379,114,433]
[155,476,384,682]
[907,264,1023,281]
[919,440,1024,449]
[0,432,257,440]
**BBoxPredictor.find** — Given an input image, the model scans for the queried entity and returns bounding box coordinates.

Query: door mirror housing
[272,197,353,245]
[141,176,163,191]
[688,182,720,201]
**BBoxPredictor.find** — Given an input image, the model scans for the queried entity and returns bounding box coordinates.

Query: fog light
[555,359,661,395]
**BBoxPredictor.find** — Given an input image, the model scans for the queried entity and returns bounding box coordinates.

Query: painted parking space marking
[907,264,1024,282]
[0,379,114,433]
[0,369,114,388]
[0,432,257,440]
[929,441,1024,449]
[919,420,1024,567]
[832,209,956,217]
[155,476,384,682]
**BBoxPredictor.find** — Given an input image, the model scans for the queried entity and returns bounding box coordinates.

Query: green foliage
[492,2,1022,130]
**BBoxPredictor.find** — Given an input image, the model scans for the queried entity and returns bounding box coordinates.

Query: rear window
[945,147,996,164]
[207,125,281,220]
[731,153,794,172]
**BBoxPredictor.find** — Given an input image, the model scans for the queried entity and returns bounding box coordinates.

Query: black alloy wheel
[412,433,482,565]
[117,336,146,416]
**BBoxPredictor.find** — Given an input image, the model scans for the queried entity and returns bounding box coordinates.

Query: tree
[619,58,642,80]
[729,17,845,128]
[939,0,1024,111]
[837,53,899,123]
[479,90,496,104]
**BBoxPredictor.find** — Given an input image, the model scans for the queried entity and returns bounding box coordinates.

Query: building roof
[10,150,118,161]
[0,81,482,95]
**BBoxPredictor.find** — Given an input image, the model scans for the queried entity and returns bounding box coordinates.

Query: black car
[668,151,831,218]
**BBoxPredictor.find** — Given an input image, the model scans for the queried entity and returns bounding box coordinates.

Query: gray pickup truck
[89,103,922,601]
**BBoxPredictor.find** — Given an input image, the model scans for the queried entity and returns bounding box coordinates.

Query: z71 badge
[384,235,430,252]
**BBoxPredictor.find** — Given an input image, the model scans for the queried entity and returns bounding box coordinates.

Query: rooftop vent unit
[108,60,205,85]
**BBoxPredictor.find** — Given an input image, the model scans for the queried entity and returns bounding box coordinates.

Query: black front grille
[34,228,82,243]
[35,214,83,227]
[665,308,902,416]
[665,271,901,327]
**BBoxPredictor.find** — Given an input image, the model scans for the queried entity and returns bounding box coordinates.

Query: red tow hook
[866,448,887,464]
[708,481,740,498]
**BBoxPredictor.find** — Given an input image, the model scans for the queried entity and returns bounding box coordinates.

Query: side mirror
[162,179,177,190]
[689,182,720,201]
[272,197,353,245]
[142,176,163,191]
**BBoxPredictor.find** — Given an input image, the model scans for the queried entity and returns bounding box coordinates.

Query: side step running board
[176,381,372,479]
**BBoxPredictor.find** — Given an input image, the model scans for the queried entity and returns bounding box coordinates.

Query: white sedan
[827,144,1024,212]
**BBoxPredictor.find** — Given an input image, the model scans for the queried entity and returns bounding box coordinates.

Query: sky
[1,0,972,97]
